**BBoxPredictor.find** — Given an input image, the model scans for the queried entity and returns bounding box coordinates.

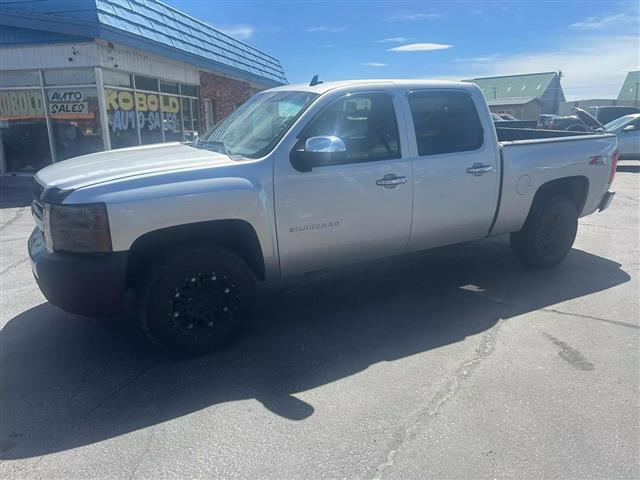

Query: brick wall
[198,71,251,131]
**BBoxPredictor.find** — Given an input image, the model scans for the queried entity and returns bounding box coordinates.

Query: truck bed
[491,130,617,236]
[496,127,596,142]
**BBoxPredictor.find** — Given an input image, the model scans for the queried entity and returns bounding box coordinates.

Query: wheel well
[531,176,589,215]
[126,220,266,288]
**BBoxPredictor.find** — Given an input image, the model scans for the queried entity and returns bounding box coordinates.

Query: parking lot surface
[1,168,638,479]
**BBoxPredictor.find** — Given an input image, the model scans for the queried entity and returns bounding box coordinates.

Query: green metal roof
[466,72,558,100]
[618,71,639,102]
[486,96,541,106]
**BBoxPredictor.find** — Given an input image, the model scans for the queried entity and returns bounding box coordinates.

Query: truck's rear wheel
[510,194,578,269]
[139,246,256,355]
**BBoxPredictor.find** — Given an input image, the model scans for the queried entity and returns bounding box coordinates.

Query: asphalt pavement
[0,168,638,479]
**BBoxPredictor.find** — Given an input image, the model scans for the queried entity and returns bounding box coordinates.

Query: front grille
[31,198,45,232]
[32,177,44,201]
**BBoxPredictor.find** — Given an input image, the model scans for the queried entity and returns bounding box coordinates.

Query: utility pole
[554,70,563,115]
[492,87,497,99]
[635,81,639,108]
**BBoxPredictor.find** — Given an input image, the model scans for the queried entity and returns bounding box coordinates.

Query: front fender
[64,164,279,277]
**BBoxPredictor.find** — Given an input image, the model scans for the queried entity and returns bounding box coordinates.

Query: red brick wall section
[199,71,251,131]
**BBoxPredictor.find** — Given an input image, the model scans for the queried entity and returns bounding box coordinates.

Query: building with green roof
[465,72,565,119]
[618,71,640,106]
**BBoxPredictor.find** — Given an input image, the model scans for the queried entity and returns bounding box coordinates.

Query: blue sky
[170,1,639,100]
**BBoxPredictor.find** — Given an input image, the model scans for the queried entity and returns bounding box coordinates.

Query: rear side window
[300,92,401,163]
[408,90,484,156]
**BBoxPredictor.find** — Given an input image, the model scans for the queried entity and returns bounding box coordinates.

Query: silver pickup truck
[29,79,618,354]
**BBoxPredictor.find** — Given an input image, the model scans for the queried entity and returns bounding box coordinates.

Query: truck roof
[268,79,477,95]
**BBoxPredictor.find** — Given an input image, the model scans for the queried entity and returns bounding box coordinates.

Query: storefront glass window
[160,81,179,95]
[137,90,164,145]
[162,94,182,142]
[47,87,104,160]
[192,98,201,139]
[104,88,140,149]
[103,70,132,88]
[134,75,158,92]
[0,89,52,172]
[0,71,40,88]
[182,97,194,141]
[44,69,96,86]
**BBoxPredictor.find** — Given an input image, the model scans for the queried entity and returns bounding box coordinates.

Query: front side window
[408,90,483,156]
[300,92,401,163]
[198,91,318,158]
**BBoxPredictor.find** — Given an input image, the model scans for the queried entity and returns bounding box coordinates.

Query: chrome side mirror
[304,136,346,153]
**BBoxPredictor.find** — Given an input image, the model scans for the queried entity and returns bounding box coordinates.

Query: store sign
[0,91,45,120]
[105,89,181,133]
[47,89,93,120]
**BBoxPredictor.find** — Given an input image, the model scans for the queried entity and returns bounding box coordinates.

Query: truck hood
[36,142,235,193]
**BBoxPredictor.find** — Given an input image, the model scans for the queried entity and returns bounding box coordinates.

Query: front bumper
[28,228,128,316]
[598,190,615,212]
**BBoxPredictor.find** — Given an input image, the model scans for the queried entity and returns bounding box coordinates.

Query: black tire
[139,245,256,355]
[510,194,578,269]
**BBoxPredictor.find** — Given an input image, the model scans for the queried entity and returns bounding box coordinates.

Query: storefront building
[0,0,287,174]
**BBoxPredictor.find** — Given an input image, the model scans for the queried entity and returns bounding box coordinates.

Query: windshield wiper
[196,140,230,156]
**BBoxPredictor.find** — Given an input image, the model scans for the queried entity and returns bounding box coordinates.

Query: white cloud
[216,25,254,40]
[360,62,388,67]
[453,54,501,63]
[305,25,348,33]
[451,35,639,100]
[569,12,631,30]
[376,37,412,43]
[388,12,443,21]
[389,43,452,52]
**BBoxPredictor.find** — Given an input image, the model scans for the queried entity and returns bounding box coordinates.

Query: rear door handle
[466,163,493,176]
[376,174,408,188]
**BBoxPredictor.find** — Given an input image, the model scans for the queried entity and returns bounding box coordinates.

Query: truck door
[273,91,413,275]
[405,89,500,251]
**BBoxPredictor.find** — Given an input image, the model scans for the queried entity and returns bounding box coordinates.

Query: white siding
[0,40,200,84]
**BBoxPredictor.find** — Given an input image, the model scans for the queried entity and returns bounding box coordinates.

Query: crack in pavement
[129,428,155,480]
[482,296,639,330]
[370,320,503,480]
[16,361,160,478]
[0,207,27,233]
[0,257,29,276]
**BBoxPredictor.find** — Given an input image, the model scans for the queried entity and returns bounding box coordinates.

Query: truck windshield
[197,91,319,159]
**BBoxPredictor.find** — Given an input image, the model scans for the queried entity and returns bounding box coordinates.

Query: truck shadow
[0,236,631,459]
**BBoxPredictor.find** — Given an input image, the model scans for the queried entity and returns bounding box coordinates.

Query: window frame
[406,88,485,158]
[294,90,403,168]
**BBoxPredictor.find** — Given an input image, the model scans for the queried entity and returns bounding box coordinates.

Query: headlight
[44,203,112,253]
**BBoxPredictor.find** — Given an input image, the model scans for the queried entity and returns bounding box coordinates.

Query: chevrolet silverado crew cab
[29,80,618,354]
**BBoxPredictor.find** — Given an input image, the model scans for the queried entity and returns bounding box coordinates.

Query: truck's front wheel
[139,246,256,355]
[510,194,578,269]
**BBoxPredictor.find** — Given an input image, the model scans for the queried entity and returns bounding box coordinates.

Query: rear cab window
[407,90,484,156]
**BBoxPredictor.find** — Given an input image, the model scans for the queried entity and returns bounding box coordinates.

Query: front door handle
[376,174,408,188]
[466,163,493,176]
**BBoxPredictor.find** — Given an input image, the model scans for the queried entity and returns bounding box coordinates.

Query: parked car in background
[606,114,640,159]
[572,109,640,159]
[538,114,557,128]
[499,113,519,121]
[588,105,640,125]
[492,112,537,129]
[545,115,588,132]
[29,79,618,354]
